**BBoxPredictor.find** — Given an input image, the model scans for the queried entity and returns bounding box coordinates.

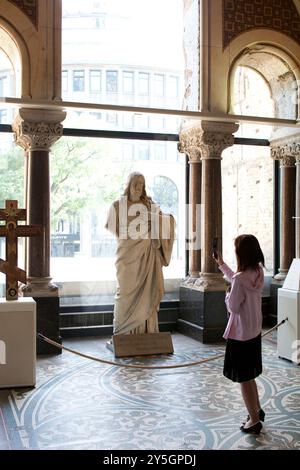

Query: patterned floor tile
[0,333,299,450]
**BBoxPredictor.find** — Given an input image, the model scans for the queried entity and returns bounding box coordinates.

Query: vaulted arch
[0,17,31,98]
[228,43,299,119]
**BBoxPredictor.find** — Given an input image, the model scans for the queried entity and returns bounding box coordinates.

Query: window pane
[138,143,149,160]
[222,145,273,275]
[138,72,149,96]
[62,70,68,92]
[73,70,85,91]
[0,135,25,296]
[153,74,164,97]
[123,71,134,94]
[90,69,101,92]
[62,1,184,108]
[0,75,8,96]
[167,75,178,98]
[106,70,118,93]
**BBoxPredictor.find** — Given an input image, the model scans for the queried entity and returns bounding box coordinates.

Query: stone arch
[0,17,31,98]
[226,30,300,119]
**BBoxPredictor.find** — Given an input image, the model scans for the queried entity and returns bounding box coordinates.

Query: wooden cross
[0,200,41,300]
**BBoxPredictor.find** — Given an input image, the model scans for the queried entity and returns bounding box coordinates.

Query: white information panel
[0,297,36,388]
[278,287,300,365]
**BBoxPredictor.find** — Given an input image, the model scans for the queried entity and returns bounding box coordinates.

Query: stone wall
[222,145,274,273]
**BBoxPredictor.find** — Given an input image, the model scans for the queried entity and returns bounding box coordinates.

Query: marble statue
[105,172,175,335]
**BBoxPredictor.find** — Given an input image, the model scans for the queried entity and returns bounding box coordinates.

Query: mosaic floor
[0,332,299,450]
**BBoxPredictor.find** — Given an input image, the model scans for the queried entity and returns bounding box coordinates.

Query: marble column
[271,145,296,282]
[178,120,238,343]
[194,121,239,290]
[178,131,202,283]
[12,108,66,353]
[295,148,300,258]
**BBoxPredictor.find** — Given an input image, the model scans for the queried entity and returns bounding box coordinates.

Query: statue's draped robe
[106,197,175,334]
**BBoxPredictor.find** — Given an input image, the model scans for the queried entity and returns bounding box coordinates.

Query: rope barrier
[37,318,287,370]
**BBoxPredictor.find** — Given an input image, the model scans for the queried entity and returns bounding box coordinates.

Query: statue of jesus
[105,172,175,335]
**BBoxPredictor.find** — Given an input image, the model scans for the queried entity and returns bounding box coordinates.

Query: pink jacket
[219,263,264,341]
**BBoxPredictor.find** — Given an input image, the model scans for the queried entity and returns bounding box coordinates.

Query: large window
[223,66,274,275]
[0,137,25,296]
[62,0,184,109]
[58,0,185,298]
[50,136,186,298]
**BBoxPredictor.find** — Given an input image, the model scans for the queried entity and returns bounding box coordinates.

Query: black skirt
[223,333,262,383]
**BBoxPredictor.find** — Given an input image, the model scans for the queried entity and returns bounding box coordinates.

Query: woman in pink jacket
[213,234,265,434]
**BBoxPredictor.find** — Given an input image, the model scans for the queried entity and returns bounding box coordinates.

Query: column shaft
[280,165,296,270]
[189,161,201,277]
[27,150,50,277]
[201,158,222,274]
[271,139,298,281]
[296,160,300,258]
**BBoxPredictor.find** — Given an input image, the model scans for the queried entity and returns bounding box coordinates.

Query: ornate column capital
[12,108,67,152]
[178,127,202,163]
[179,120,239,161]
[271,135,300,167]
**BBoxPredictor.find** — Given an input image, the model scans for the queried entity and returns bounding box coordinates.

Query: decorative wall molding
[7,0,38,28]
[223,0,300,49]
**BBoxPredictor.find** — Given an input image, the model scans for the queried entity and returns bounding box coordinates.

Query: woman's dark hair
[235,234,265,272]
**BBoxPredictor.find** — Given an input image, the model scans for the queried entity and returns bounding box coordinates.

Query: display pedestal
[277,259,300,365]
[0,297,36,388]
[110,332,174,358]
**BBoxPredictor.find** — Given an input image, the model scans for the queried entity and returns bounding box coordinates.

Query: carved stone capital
[271,136,300,167]
[271,146,296,167]
[199,132,235,159]
[12,108,67,152]
[178,129,202,163]
[179,120,239,161]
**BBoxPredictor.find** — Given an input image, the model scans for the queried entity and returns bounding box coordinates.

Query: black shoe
[240,421,262,434]
[244,408,265,424]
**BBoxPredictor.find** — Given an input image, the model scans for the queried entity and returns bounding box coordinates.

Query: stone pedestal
[111,332,174,358]
[269,281,283,326]
[34,296,61,355]
[178,286,227,343]
[0,298,36,388]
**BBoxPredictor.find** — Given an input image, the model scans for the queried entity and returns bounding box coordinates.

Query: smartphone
[212,237,218,259]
